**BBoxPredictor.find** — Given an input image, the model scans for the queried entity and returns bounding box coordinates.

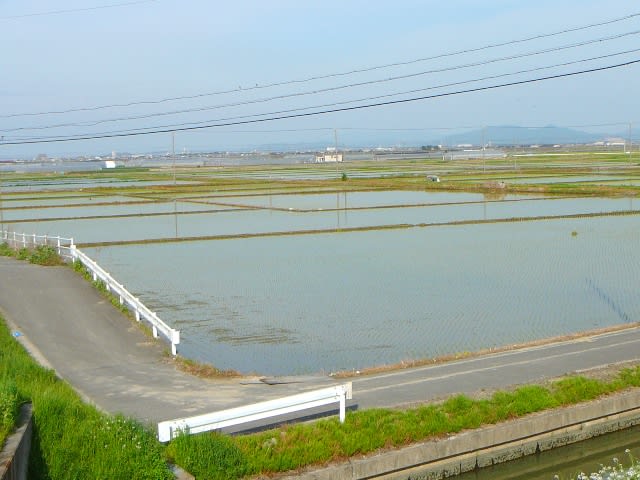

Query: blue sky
[1,0,639,157]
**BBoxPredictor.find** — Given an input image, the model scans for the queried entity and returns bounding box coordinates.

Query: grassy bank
[0,243,65,266]
[165,367,640,479]
[0,317,172,480]
[0,377,19,448]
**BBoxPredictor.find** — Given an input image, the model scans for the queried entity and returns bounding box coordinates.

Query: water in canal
[456,424,640,480]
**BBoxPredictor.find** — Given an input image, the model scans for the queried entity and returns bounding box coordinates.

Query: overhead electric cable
[0,0,157,20]
[2,59,637,146]
[4,34,639,134]
[8,50,629,141]
[2,11,638,118]
[7,55,638,140]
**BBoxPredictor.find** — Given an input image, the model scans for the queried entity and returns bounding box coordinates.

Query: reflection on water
[12,195,639,244]
[86,215,640,375]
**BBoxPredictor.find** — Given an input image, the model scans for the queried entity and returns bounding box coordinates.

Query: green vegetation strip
[1,198,161,211]
[0,243,65,266]
[3,207,249,225]
[3,196,566,224]
[0,376,19,448]
[77,209,640,249]
[0,317,172,479]
[165,368,640,479]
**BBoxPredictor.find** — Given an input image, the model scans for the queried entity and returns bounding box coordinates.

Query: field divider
[75,208,640,249]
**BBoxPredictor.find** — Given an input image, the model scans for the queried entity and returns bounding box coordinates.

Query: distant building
[605,137,625,146]
[103,160,117,169]
[315,153,343,163]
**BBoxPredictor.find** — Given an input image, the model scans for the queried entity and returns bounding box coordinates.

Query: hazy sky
[1,0,639,157]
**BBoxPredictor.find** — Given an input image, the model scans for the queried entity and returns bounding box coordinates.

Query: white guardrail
[157,382,353,442]
[1,230,180,355]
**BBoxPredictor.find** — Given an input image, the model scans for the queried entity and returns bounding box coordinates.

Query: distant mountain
[248,125,631,152]
[439,125,602,147]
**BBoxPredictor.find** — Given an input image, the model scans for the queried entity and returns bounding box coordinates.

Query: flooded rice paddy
[82,215,640,374]
[2,180,639,375]
[7,192,638,245]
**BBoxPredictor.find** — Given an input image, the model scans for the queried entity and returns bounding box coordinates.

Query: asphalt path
[1,256,639,431]
[351,329,640,408]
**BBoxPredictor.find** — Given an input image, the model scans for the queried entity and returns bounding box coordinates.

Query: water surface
[86,215,640,375]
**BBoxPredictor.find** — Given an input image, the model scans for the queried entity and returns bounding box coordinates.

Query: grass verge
[0,377,19,448]
[71,259,131,317]
[0,315,172,480]
[165,366,640,479]
[0,243,65,266]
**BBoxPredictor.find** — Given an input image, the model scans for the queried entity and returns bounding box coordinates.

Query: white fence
[157,382,353,442]
[1,230,180,355]
[1,230,75,259]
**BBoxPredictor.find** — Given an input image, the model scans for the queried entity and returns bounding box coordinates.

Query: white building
[314,153,343,163]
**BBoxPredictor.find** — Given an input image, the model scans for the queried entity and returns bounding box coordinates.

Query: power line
[5,49,640,140]
[2,59,637,146]
[5,32,639,135]
[9,57,639,141]
[0,0,157,20]
[6,48,640,138]
[3,11,639,119]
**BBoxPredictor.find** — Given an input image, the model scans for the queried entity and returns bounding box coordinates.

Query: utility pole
[172,131,176,185]
[482,126,486,173]
[172,132,177,238]
[0,136,4,234]
[334,128,339,178]
[628,122,633,165]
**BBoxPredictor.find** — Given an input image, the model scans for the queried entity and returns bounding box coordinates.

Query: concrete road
[0,257,336,427]
[351,328,640,409]
[1,256,639,430]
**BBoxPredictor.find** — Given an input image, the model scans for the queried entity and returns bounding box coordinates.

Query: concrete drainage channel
[284,389,640,480]
[0,404,32,480]
[2,390,640,479]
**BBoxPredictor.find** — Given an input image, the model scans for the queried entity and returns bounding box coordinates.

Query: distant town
[0,136,634,171]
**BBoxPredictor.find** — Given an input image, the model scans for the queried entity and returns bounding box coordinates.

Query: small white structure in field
[103,160,117,169]
[315,153,343,163]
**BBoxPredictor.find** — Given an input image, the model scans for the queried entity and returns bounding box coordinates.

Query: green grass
[165,367,640,479]
[0,243,65,266]
[71,259,133,317]
[0,377,19,448]
[0,317,172,480]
